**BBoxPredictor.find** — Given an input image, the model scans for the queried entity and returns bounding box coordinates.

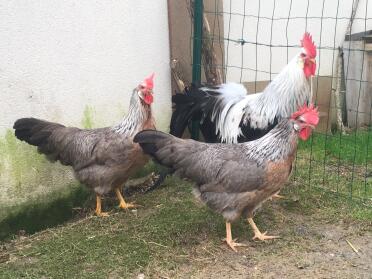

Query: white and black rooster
[171,32,317,143]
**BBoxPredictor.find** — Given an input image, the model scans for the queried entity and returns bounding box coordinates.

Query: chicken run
[12,33,320,252]
[1,1,371,278]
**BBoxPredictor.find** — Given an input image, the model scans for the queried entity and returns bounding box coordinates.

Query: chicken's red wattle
[144,94,153,105]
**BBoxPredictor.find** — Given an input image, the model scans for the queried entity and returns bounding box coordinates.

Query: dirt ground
[177,213,372,279]
[143,203,372,279]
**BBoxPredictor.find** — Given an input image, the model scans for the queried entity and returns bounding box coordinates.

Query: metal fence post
[191,0,203,140]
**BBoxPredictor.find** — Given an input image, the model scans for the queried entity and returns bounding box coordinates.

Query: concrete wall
[343,41,372,127]
[0,1,171,221]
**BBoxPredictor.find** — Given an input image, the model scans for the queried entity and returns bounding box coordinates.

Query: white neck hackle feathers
[242,119,298,165]
[204,54,312,144]
[113,89,152,137]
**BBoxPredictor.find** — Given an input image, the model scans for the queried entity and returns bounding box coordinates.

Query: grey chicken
[134,104,319,251]
[13,74,155,216]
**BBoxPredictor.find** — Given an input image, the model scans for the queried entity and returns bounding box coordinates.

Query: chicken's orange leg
[224,222,247,252]
[247,218,279,241]
[95,195,109,217]
[115,188,138,210]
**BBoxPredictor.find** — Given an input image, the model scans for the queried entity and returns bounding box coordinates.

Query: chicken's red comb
[143,73,155,90]
[291,103,319,126]
[301,32,317,58]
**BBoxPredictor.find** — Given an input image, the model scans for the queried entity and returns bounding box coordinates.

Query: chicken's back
[134,129,296,222]
[14,117,150,194]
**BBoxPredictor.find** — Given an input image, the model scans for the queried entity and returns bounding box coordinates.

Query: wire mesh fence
[188,0,371,205]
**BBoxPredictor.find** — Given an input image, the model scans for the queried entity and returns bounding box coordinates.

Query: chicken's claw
[272,194,285,199]
[95,211,110,217]
[252,231,279,241]
[223,238,247,252]
[118,202,141,210]
[269,193,285,201]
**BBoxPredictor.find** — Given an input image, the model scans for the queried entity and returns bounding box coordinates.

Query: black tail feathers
[13,117,64,154]
[170,85,209,137]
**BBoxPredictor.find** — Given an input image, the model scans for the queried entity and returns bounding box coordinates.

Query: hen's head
[137,73,155,105]
[298,32,317,78]
[291,103,319,140]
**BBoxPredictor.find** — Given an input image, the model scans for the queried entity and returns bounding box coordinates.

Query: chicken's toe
[252,231,279,241]
[119,202,141,210]
[225,239,247,252]
[95,211,110,217]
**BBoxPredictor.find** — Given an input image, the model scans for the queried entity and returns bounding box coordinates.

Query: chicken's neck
[113,90,152,137]
[243,119,298,165]
[247,55,311,129]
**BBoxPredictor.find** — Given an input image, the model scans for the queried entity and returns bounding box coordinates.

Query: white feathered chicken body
[170,32,317,144]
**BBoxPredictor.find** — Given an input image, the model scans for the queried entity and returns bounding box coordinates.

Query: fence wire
[190,0,371,205]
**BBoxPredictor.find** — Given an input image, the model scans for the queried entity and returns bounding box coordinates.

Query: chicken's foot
[223,222,247,252]
[247,218,279,241]
[115,188,139,210]
[95,195,109,217]
[268,191,285,201]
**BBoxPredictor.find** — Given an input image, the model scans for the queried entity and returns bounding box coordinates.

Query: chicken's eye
[298,118,305,124]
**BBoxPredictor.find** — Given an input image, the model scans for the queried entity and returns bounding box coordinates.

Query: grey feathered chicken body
[14,76,155,215]
[136,120,296,221]
[135,104,319,251]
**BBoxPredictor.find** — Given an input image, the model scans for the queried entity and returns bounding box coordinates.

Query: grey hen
[134,104,319,251]
[13,74,155,216]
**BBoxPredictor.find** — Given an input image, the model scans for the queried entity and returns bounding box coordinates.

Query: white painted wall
[222,0,372,83]
[0,0,172,133]
[0,1,172,218]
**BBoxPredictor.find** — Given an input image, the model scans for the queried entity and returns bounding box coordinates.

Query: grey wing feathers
[13,117,133,171]
[134,130,265,193]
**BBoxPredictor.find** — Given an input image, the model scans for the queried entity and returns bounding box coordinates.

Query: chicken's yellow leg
[224,222,247,252]
[248,218,279,241]
[95,195,109,217]
[268,191,285,201]
[272,193,285,199]
[115,188,138,209]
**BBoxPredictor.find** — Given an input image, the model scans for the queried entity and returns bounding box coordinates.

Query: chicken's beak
[306,123,316,129]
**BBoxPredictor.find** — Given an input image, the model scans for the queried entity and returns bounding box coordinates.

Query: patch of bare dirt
[172,210,372,279]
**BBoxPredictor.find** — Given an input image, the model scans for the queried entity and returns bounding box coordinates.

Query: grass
[0,175,371,278]
[298,130,371,165]
[296,129,371,203]
[0,184,90,241]
[0,129,371,277]
[0,177,224,278]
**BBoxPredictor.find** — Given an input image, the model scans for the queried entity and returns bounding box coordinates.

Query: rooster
[170,32,317,143]
[134,103,319,251]
[13,74,155,217]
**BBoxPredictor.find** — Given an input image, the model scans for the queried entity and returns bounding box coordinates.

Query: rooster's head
[137,73,155,105]
[298,32,317,78]
[291,103,319,140]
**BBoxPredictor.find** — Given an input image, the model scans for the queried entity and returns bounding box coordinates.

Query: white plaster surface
[0,0,172,133]
[0,1,171,214]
